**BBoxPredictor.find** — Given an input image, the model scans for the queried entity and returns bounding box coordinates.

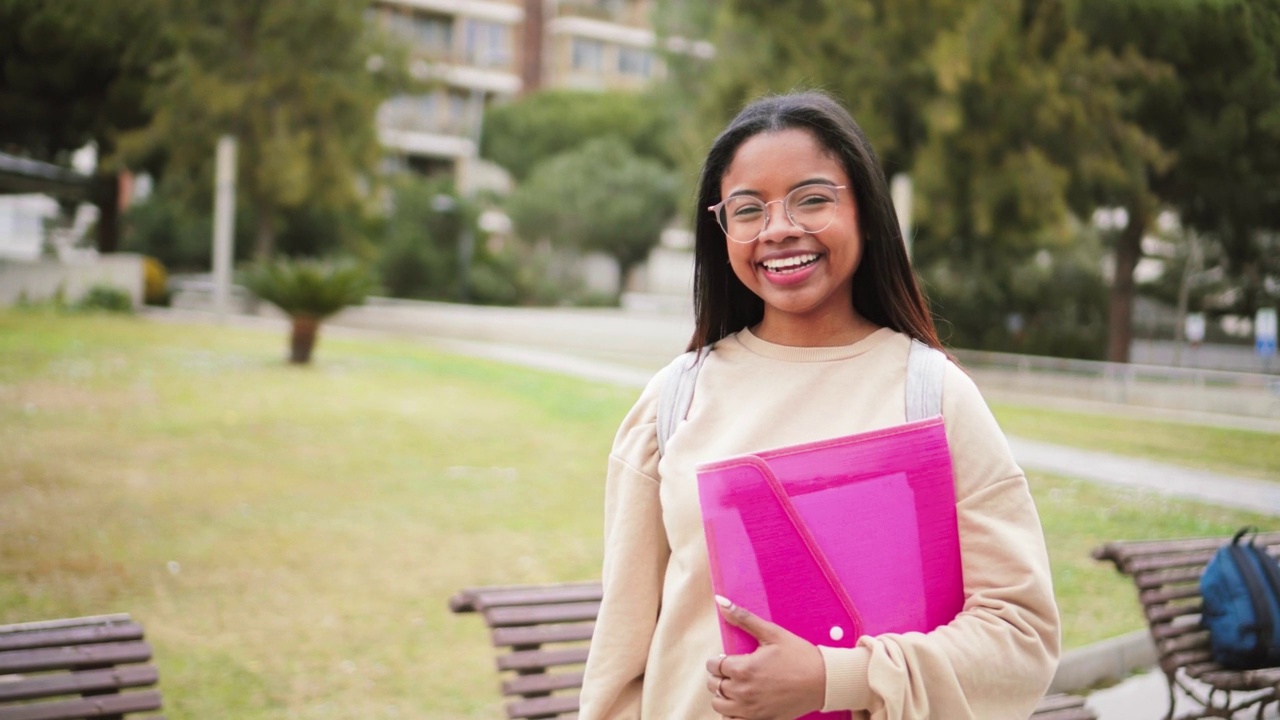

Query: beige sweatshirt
[578,327,1060,720]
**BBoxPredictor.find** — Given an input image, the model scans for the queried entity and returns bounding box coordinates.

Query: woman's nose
[758,204,802,243]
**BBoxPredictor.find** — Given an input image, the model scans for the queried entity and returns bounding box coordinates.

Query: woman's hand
[705,595,826,720]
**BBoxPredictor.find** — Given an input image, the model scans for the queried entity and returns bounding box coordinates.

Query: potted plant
[240,258,377,364]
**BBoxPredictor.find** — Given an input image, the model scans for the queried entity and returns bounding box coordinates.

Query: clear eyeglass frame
[707,183,849,244]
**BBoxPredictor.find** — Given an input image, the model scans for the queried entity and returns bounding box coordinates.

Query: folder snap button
[829,625,844,641]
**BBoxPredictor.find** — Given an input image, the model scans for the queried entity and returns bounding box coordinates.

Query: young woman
[579,91,1059,720]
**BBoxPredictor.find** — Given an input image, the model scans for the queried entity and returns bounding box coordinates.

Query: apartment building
[368,0,710,189]
[369,0,525,184]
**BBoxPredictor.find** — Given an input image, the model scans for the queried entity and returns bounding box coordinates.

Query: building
[369,0,525,185]
[367,0,711,191]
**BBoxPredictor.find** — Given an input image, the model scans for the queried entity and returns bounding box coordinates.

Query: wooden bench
[1094,531,1280,720]
[0,614,164,720]
[449,581,1096,720]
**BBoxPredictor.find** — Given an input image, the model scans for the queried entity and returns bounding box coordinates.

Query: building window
[464,20,511,69]
[385,10,453,57]
[617,46,653,77]
[447,91,470,132]
[571,37,605,72]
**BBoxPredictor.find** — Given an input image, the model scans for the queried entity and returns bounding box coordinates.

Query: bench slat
[474,586,602,612]
[497,647,590,673]
[450,583,602,614]
[0,624,145,653]
[1093,533,1280,563]
[1132,566,1203,590]
[0,642,153,675]
[0,617,133,636]
[505,693,580,719]
[485,603,601,628]
[1145,600,1202,624]
[1139,583,1202,606]
[1151,615,1203,641]
[492,622,595,649]
[502,671,585,697]
[0,689,162,720]
[0,665,159,703]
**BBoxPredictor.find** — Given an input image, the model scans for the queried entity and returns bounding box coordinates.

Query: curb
[1049,630,1157,694]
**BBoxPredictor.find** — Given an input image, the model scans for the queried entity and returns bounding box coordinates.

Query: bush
[76,285,134,314]
[375,176,476,301]
[142,256,170,305]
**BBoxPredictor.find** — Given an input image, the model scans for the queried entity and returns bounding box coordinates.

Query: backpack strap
[657,347,709,457]
[1227,533,1276,663]
[905,339,946,422]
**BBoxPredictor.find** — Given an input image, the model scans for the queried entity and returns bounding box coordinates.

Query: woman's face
[718,128,862,337]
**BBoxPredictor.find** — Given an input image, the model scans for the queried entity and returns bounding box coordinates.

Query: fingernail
[715,594,732,609]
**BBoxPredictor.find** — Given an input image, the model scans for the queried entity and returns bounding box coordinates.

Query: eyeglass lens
[715,184,840,243]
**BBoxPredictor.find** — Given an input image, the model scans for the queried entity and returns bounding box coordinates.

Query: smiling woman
[578,91,1060,720]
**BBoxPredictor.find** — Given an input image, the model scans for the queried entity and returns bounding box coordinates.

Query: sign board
[1258,308,1278,357]
[1185,313,1206,345]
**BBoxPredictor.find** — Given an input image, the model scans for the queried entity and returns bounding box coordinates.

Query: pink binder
[697,416,964,720]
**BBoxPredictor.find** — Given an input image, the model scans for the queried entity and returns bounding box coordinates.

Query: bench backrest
[450,582,600,719]
[1093,531,1280,684]
[0,614,163,720]
[448,581,1094,719]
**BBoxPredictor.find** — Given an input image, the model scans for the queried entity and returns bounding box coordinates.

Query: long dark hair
[688,91,942,352]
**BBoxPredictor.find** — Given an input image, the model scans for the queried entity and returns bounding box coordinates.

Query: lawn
[991,402,1280,481]
[0,309,1274,718]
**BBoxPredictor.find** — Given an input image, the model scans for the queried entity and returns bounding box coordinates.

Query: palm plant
[241,258,377,364]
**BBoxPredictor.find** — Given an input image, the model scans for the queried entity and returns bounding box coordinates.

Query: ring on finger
[716,676,726,699]
[716,654,726,677]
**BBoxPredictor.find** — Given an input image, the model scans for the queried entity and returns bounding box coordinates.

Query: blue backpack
[1200,527,1280,669]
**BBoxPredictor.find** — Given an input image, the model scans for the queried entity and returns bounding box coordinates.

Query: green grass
[992,402,1280,481]
[1,309,1275,718]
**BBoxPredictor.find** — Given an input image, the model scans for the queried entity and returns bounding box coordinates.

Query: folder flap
[699,456,863,655]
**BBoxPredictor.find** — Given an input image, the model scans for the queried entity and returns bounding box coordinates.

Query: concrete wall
[0,254,145,307]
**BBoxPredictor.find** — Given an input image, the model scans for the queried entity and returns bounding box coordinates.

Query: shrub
[240,258,378,364]
[142,256,170,305]
[76,285,134,314]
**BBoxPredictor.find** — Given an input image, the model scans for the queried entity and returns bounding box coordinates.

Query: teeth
[762,253,819,271]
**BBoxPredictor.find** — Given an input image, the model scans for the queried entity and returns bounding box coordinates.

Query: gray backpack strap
[657,347,709,457]
[905,339,946,422]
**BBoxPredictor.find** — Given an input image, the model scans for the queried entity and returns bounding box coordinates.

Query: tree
[121,0,406,260]
[1082,0,1280,358]
[505,137,678,293]
[0,0,173,252]
[241,258,377,364]
[688,0,1160,356]
[481,89,676,182]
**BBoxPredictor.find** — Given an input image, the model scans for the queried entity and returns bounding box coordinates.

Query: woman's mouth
[759,253,821,274]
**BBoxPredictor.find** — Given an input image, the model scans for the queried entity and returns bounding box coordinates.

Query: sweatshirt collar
[733,326,896,362]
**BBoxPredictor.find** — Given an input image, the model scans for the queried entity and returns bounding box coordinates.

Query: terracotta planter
[289,314,321,364]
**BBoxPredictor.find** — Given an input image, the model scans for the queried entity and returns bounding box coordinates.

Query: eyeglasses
[708,184,848,244]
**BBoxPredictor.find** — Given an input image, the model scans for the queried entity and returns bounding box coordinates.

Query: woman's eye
[731,204,764,219]
[794,193,834,208]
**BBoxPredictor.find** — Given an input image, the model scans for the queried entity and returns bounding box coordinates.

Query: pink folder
[697,417,964,720]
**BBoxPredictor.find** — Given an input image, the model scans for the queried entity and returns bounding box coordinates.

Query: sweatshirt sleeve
[817,364,1061,720]
[578,371,669,720]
